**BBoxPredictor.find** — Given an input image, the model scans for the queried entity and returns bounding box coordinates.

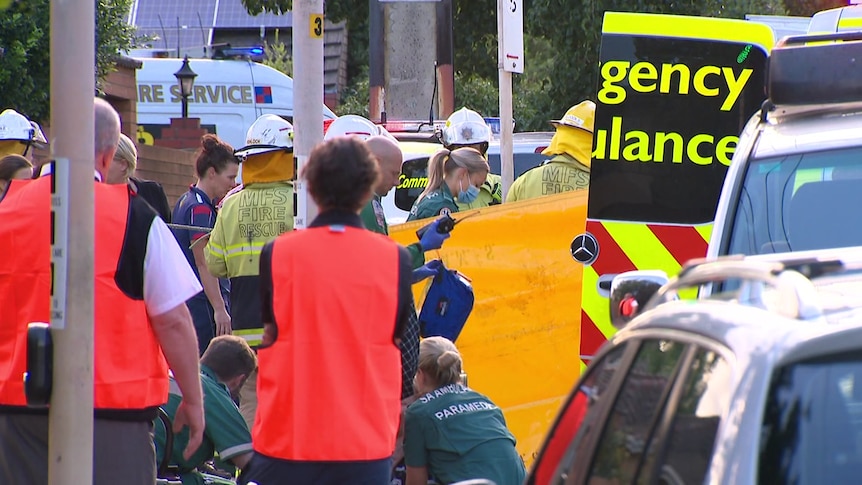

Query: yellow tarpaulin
[389,190,588,463]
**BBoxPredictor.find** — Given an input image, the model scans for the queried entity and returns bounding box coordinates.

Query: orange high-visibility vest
[254,224,402,461]
[0,176,168,410]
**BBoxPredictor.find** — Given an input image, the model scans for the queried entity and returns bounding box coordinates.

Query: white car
[529,248,862,484]
[382,132,554,224]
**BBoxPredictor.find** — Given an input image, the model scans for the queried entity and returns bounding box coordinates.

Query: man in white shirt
[0,98,205,485]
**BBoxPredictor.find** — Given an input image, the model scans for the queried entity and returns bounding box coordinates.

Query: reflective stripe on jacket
[205,182,294,346]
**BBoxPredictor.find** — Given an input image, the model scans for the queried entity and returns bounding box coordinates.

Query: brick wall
[154,118,208,150]
[102,59,141,139]
[135,144,198,207]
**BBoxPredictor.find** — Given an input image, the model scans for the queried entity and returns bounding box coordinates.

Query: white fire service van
[134,58,337,150]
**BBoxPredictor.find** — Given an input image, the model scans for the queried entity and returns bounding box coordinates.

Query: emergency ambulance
[388,11,774,463]
[134,58,337,149]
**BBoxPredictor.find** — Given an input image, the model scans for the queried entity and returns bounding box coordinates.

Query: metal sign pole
[498,0,523,199]
[293,0,324,228]
[49,0,95,482]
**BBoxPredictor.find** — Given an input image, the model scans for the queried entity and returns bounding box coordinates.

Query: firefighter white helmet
[234,114,294,160]
[0,109,47,148]
[323,114,379,141]
[441,107,492,149]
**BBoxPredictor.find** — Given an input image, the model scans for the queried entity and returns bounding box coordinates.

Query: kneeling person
[155,336,256,484]
[404,337,526,485]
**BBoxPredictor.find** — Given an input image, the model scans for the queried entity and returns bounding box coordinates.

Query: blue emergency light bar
[212,45,265,61]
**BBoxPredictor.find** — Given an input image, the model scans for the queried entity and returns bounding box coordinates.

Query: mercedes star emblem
[571,232,599,266]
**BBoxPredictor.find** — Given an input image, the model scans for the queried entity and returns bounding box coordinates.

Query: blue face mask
[458,178,480,204]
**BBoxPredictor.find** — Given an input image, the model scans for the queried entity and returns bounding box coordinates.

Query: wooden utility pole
[49,0,96,482]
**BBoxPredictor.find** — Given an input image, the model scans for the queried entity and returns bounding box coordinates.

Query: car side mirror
[609,270,669,330]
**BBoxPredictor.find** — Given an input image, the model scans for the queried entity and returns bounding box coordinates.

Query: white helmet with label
[441,107,492,149]
[234,114,294,160]
[0,109,48,148]
[323,114,379,141]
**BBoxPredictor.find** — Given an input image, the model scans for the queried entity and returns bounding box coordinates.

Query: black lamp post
[173,56,197,119]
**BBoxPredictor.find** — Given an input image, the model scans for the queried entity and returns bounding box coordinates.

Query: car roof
[616,247,862,367]
[622,300,862,366]
[752,107,862,159]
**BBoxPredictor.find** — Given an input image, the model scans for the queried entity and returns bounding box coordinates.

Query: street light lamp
[173,55,197,118]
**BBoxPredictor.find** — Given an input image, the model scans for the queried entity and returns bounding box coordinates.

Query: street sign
[501,0,523,73]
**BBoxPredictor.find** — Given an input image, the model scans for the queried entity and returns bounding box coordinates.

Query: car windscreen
[726,146,862,256]
[759,353,862,484]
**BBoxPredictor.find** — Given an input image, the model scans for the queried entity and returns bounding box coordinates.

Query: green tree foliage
[0,0,138,122]
[526,0,784,128]
[784,0,847,16]
[263,29,293,76]
[96,0,137,86]
[0,0,48,121]
[242,0,370,91]
[337,66,371,117]
[249,0,789,130]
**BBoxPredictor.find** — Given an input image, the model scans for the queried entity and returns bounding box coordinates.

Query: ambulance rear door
[576,12,773,364]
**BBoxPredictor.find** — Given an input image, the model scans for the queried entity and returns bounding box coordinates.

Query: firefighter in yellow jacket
[506,101,595,202]
[204,114,295,430]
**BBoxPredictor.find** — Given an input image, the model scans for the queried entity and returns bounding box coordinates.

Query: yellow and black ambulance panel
[577,12,773,365]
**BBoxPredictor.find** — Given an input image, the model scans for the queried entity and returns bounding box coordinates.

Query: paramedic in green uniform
[155,336,257,485]
[407,147,489,222]
[360,135,448,268]
[404,337,526,485]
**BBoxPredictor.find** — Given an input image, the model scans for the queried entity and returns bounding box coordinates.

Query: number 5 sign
[499,0,523,73]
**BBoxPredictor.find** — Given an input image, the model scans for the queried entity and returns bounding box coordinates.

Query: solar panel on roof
[133,0,291,30]
[137,27,209,52]
[135,0,217,28]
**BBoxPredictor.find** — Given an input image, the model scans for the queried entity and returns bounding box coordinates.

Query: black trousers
[0,413,156,485]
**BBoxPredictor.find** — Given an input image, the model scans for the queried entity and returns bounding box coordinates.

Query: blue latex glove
[419,218,451,251]
[412,260,444,284]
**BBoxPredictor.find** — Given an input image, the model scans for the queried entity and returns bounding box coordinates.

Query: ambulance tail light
[769,31,862,106]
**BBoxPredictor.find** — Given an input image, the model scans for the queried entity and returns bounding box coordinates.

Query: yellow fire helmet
[0,109,48,157]
[549,100,595,134]
[543,100,596,168]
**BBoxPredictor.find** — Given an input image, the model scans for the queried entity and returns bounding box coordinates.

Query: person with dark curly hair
[242,136,413,485]
[171,134,239,355]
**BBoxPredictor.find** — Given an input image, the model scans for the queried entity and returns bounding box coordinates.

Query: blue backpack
[418,261,474,343]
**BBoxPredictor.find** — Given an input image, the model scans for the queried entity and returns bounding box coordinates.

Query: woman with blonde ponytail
[406,147,489,221]
[403,337,526,485]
